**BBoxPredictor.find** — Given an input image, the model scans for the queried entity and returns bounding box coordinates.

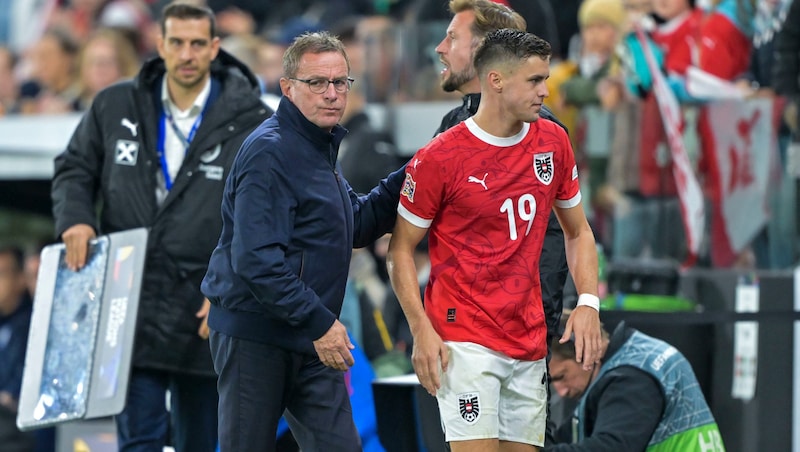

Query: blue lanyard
[157,107,203,191]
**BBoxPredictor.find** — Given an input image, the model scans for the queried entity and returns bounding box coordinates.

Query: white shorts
[436,341,547,446]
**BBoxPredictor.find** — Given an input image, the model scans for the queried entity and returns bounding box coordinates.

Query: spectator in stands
[22,242,47,303]
[334,17,403,195]
[74,28,139,111]
[606,0,702,263]
[214,5,256,37]
[47,0,151,47]
[667,0,756,267]
[255,36,286,96]
[774,0,800,261]
[17,241,57,452]
[19,27,81,114]
[545,310,724,451]
[0,245,35,452]
[547,0,583,61]
[50,3,272,451]
[557,0,625,110]
[730,0,797,269]
[559,0,628,245]
[0,46,20,115]
[774,0,800,141]
[219,33,261,79]
[546,0,626,146]
[505,0,562,58]
[257,18,322,97]
[355,15,398,103]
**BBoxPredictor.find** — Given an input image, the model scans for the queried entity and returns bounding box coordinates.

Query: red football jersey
[398,118,581,360]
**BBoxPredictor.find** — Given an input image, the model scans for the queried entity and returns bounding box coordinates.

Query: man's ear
[488,70,503,92]
[279,77,292,98]
[210,36,221,60]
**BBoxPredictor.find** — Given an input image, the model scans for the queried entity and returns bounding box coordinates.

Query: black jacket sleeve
[541,211,569,343]
[545,367,665,451]
[539,104,569,342]
[51,105,105,238]
[773,0,800,98]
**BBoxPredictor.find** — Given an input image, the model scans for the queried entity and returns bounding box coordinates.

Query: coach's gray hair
[283,32,350,78]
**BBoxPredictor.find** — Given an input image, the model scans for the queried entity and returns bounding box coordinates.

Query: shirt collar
[161,76,212,116]
[463,93,481,116]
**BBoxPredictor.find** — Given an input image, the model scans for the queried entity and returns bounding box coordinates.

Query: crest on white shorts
[458,392,480,423]
[533,152,554,185]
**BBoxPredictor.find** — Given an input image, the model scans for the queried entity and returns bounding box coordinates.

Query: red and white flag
[700,98,779,266]
[635,27,705,266]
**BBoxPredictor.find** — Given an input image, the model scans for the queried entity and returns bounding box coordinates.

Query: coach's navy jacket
[202,97,405,355]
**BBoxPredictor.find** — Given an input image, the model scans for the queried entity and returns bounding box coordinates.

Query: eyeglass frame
[288,77,355,94]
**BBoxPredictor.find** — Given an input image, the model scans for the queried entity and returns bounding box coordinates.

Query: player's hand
[560,305,602,371]
[313,320,355,371]
[411,321,448,396]
[196,298,211,339]
[62,224,96,271]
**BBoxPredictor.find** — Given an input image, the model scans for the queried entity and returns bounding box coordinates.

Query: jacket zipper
[329,143,352,247]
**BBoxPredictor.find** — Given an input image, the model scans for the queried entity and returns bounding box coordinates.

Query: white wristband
[577,293,600,311]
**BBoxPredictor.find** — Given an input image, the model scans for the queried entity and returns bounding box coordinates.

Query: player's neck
[457,78,481,96]
[471,108,524,138]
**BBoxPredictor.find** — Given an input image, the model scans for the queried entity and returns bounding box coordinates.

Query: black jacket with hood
[52,49,272,376]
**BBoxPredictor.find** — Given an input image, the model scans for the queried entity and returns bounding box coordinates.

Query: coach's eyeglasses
[289,77,355,94]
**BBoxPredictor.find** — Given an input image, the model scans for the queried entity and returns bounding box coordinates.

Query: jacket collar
[463,92,481,117]
[276,96,347,149]
[603,321,633,364]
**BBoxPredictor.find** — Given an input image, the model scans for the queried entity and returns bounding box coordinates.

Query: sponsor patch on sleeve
[572,164,578,180]
[401,173,416,203]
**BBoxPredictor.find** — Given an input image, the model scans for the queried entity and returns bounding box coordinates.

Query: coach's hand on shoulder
[561,306,602,371]
[313,319,355,371]
[411,320,448,397]
[62,223,96,271]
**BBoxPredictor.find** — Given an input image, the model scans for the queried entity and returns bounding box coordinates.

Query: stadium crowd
[0,0,798,451]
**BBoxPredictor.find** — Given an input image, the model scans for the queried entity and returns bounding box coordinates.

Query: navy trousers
[115,368,218,452]
[209,330,361,452]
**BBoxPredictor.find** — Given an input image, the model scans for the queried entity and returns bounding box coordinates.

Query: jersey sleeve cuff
[554,191,582,209]
[398,203,432,228]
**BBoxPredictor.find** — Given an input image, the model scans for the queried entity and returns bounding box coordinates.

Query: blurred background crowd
[0,0,798,450]
[0,0,797,271]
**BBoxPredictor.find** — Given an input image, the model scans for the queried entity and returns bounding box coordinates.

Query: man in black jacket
[433,0,599,362]
[0,246,35,452]
[51,3,272,451]
[201,32,406,451]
